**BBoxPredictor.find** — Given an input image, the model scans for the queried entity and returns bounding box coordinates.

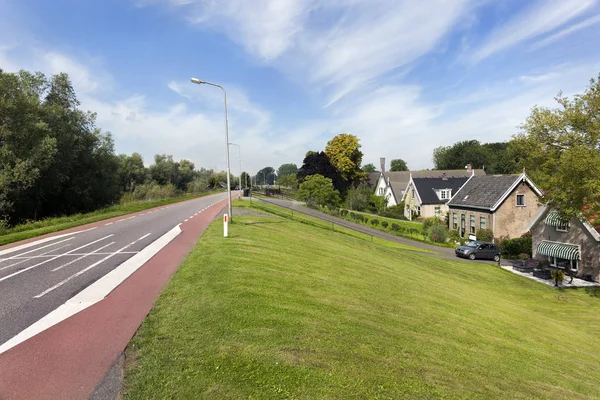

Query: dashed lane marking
[0,244,72,273]
[0,238,75,263]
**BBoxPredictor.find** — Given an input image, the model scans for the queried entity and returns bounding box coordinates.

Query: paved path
[0,191,239,399]
[252,196,496,264]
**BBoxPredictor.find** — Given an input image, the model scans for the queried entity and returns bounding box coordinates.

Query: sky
[1,0,600,174]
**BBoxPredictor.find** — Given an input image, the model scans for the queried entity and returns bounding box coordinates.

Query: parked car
[455,241,500,262]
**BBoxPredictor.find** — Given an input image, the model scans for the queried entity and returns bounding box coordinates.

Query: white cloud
[471,0,597,62]
[530,13,600,50]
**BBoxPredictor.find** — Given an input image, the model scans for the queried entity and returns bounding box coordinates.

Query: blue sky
[1,0,600,173]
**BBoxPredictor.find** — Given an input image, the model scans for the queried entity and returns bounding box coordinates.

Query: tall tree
[256,166,276,185]
[361,163,377,172]
[117,152,148,192]
[297,151,345,193]
[324,133,365,183]
[277,163,298,179]
[296,174,340,206]
[240,171,250,188]
[509,73,600,219]
[433,140,516,174]
[390,159,409,171]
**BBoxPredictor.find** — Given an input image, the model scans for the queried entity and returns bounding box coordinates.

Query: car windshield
[464,241,479,248]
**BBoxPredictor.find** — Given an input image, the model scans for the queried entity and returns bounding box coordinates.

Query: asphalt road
[0,191,229,347]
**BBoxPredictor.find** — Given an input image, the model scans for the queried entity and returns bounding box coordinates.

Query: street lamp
[228,142,242,190]
[190,78,232,221]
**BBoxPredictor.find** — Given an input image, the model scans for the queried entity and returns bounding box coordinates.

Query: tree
[256,166,276,185]
[432,140,516,174]
[296,174,340,206]
[240,171,250,188]
[277,163,298,179]
[117,153,148,192]
[297,151,345,193]
[509,73,600,219]
[278,173,298,189]
[390,159,409,171]
[362,163,377,172]
[324,133,365,183]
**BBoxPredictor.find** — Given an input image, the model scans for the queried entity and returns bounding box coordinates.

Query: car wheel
[493,254,500,262]
[468,253,476,260]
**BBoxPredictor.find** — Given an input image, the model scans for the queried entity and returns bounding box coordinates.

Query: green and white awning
[545,211,570,227]
[536,241,579,260]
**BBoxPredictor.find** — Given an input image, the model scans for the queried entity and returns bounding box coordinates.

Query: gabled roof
[366,172,380,187]
[412,177,470,205]
[380,169,485,201]
[528,207,600,242]
[447,173,542,211]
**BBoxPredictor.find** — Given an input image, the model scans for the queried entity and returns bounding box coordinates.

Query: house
[528,207,600,282]
[403,175,470,220]
[373,158,485,207]
[447,173,543,239]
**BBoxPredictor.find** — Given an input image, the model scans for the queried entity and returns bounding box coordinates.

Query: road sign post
[223,214,229,237]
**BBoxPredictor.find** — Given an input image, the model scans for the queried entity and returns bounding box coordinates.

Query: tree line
[0,69,233,226]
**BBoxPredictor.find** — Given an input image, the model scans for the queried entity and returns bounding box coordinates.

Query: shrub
[551,269,565,282]
[429,223,448,243]
[518,253,530,260]
[537,259,550,268]
[501,237,533,258]
[381,221,388,228]
[422,217,444,236]
[371,219,379,226]
[340,209,348,217]
[349,212,356,220]
[379,205,407,220]
[477,228,494,242]
[449,229,462,243]
[391,223,400,231]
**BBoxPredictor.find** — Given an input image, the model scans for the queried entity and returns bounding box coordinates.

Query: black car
[455,241,500,262]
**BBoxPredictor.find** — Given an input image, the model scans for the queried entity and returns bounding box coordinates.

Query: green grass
[0,191,222,246]
[234,198,435,254]
[123,213,600,399]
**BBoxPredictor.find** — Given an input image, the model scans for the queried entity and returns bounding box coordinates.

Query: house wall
[494,182,542,238]
[448,208,492,238]
[532,214,600,282]
[374,174,387,197]
[384,186,397,207]
[403,182,417,219]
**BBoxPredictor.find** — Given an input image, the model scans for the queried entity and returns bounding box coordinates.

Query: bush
[371,219,379,226]
[551,269,565,282]
[448,229,462,244]
[340,209,348,217]
[477,228,494,242]
[379,205,407,220]
[381,221,388,228]
[501,237,533,258]
[349,212,356,220]
[422,217,444,237]
[391,223,400,231]
[429,223,448,243]
[518,253,530,260]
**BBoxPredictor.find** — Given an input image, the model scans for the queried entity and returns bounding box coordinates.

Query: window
[439,189,452,200]
[378,187,383,195]
[516,194,525,206]
[480,216,486,230]
[434,206,441,217]
[460,214,466,228]
[556,222,568,232]
[453,213,457,230]
[470,215,476,234]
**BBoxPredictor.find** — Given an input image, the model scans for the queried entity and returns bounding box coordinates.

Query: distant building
[403,175,470,220]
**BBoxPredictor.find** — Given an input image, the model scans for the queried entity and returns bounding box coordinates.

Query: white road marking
[105,222,113,226]
[0,244,72,272]
[0,225,182,355]
[184,219,189,222]
[34,233,151,298]
[51,242,115,272]
[2,251,139,259]
[0,227,97,257]
[0,237,75,262]
[0,235,114,283]
[114,215,136,223]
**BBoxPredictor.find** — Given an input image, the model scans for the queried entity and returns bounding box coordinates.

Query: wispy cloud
[530,13,600,50]
[471,0,597,62]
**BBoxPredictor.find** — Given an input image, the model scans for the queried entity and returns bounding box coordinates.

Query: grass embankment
[0,191,222,246]
[123,203,600,399]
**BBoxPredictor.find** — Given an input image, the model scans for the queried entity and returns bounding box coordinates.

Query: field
[123,202,600,399]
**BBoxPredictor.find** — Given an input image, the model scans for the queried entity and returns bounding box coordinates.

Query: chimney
[380,157,385,173]
[442,172,447,180]
[466,164,472,174]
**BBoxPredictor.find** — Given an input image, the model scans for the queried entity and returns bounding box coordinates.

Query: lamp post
[228,142,242,190]
[190,78,232,221]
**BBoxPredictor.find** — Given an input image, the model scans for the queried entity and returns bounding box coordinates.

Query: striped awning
[545,211,570,227]
[536,241,579,260]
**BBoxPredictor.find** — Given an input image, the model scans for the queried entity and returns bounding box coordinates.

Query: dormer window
[439,189,452,200]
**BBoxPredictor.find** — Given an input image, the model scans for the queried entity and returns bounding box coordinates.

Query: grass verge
[0,191,222,246]
[123,212,600,399]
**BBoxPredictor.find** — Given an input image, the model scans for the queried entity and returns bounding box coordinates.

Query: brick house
[447,173,543,240]
[528,208,600,282]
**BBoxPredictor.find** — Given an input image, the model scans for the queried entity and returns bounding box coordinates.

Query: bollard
[223,214,228,237]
